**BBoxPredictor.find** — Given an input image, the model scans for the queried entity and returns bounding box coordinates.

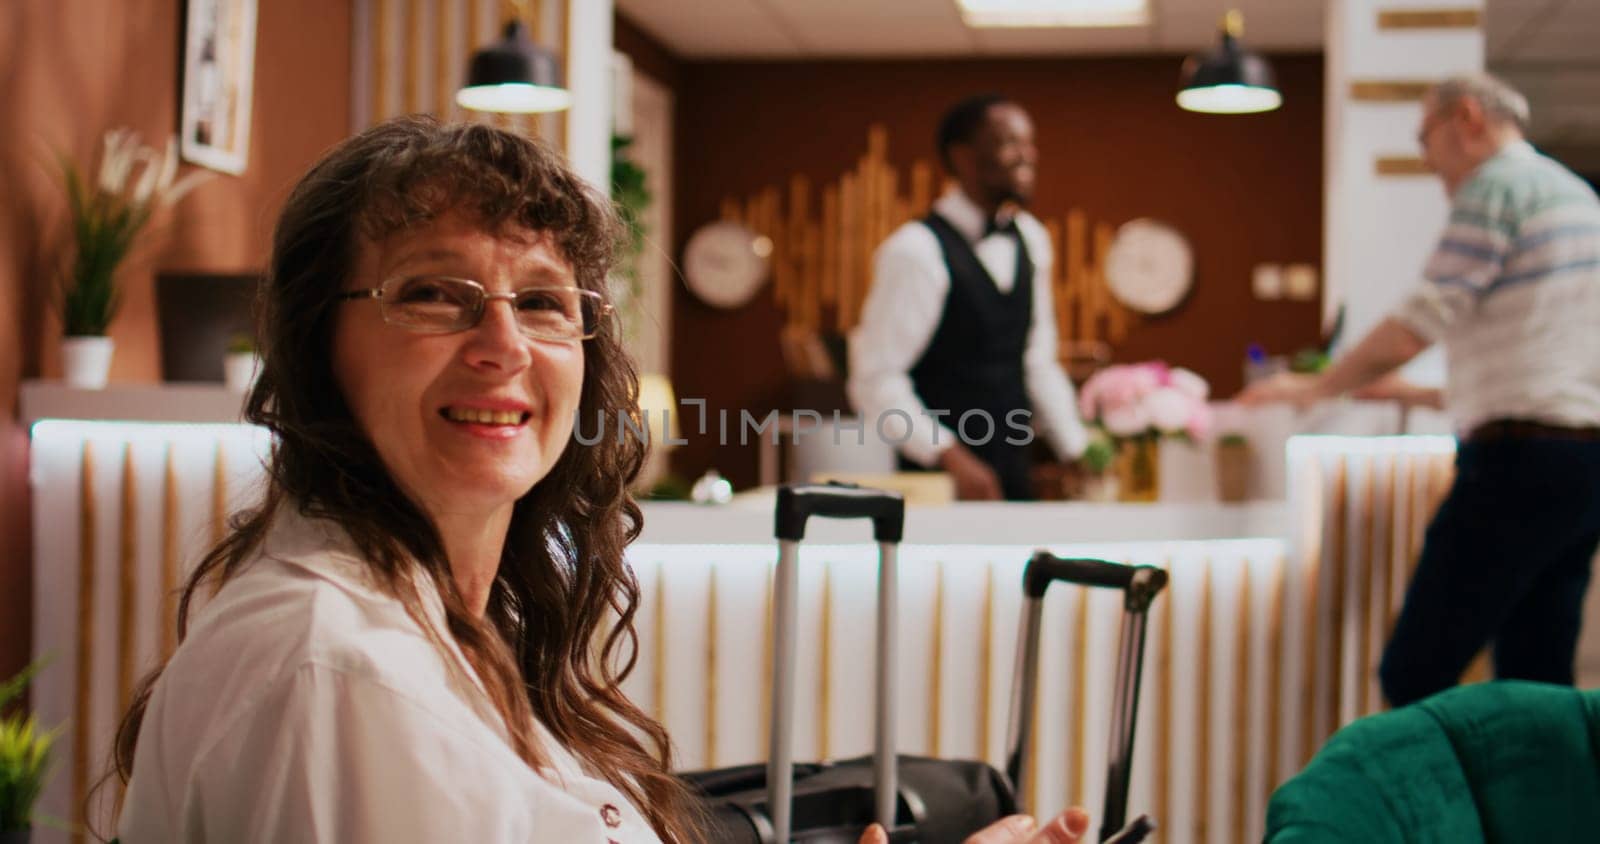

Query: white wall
[565,0,614,190]
[1323,0,1484,386]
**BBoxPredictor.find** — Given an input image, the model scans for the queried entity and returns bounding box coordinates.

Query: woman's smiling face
[331,209,586,522]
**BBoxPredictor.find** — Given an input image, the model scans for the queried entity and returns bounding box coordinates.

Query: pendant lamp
[1177,10,1281,115]
[456,12,572,114]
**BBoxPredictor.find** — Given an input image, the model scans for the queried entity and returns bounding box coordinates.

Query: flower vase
[1080,473,1121,502]
[1116,436,1160,502]
[62,335,114,388]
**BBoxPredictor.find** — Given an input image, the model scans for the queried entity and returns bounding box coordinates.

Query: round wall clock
[1104,218,1194,315]
[682,220,771,309]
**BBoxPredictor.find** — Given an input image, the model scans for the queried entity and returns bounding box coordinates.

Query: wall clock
[1104,218,1193,315]
[682,221,771,309]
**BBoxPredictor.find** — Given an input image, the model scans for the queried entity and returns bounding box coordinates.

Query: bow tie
[983,215,1020,239]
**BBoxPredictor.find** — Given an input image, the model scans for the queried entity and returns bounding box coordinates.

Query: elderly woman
[111,118,1092,844]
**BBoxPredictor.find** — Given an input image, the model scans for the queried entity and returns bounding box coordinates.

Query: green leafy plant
[645,472,693,501]
[0,661,59,833]
[1080,434,1117,475]
[56,129,209,336]
[610,134,652,342]
[0,664,40,712]
[226,331,255,356]
[1290,347,1331,374]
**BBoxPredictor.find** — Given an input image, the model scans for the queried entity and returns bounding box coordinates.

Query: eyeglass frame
[335,275,613,341]
[1415,101,1459,147]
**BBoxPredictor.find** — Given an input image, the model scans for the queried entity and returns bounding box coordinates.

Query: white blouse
[118,508,660,843]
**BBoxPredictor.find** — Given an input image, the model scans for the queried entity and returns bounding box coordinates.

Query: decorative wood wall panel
[720,125,1136,351]
[1375,156,1431,176]
[1376,8,1481,29]
[1348,80,1434,102]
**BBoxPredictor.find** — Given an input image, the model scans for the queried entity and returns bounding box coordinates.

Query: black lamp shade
[1178,30,1282,114]
[457,20,572,114]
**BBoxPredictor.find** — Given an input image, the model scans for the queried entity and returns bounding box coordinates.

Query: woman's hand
[857,807,1092,844]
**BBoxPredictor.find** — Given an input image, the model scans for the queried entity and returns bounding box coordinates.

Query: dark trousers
[1378,437,1600,707]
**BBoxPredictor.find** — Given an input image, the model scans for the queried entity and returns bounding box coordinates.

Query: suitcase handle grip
[775,482,905,543]
[1023,551,1168,611]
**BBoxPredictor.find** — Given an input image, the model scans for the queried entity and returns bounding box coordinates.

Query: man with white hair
[1241,73,1600,705]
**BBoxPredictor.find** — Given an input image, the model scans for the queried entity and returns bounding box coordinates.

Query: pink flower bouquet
[1078,362,1213,442]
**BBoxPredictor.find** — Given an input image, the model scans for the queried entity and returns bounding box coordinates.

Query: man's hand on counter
[1351,373,1445,409]
[1240,318,1433,411]
[938,443,1003,501]
[1238,368,1444,412]
[1236,372,1326,410]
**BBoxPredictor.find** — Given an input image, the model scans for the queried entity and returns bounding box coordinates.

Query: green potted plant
[223,331,260,394]
[0,662,58,844]
[610,133,651,348]
[1077,434,1120,501]
[56,129,208,388]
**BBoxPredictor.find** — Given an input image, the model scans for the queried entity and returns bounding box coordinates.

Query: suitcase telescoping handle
[1005,552,1168,843]
[769,483,907,843]
[774,481,906,543]
[1023,555,1148,596]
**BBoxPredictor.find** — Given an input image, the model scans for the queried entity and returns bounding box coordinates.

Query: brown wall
[0,0,351,682]
[671,56,1325,489]
[614,11,682,93]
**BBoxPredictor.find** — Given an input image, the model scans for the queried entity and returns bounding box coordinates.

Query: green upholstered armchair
[1265,681,1600,842]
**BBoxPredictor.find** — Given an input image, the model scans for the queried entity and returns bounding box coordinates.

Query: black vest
[903,212,1036,500]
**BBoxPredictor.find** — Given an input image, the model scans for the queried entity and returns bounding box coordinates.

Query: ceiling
[617,0,1600,169]
[1490,0,1600,168]
[615,0,1326,57]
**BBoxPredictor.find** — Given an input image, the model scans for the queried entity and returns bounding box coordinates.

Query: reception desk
[21,382,1460,844]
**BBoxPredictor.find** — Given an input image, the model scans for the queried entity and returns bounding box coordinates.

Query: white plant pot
[223,352,262,393]
[62,335,114,389]
[1081,473,1121,502]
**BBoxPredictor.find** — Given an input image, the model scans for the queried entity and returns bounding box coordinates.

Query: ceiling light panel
[957,0,1150,28]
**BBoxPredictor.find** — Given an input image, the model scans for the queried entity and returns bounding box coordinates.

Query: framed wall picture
[179,0,258,174]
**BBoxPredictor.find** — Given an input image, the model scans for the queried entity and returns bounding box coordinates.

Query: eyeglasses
[336,276,611,341]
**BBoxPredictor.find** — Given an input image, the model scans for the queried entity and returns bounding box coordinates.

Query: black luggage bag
[680,483,1166,843]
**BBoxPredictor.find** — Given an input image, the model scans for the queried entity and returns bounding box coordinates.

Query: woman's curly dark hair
[110,116,699,842]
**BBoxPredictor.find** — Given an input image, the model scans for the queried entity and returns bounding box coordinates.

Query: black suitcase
[1003,552,1167,843]
[681,483,1166,843]
[681,754,1015,843]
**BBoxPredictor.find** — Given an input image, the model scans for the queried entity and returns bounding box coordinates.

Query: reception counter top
[20,380,249,425]
[638,498,1286,545]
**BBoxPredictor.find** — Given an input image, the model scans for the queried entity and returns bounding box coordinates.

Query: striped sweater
[1393,141,1600,432]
